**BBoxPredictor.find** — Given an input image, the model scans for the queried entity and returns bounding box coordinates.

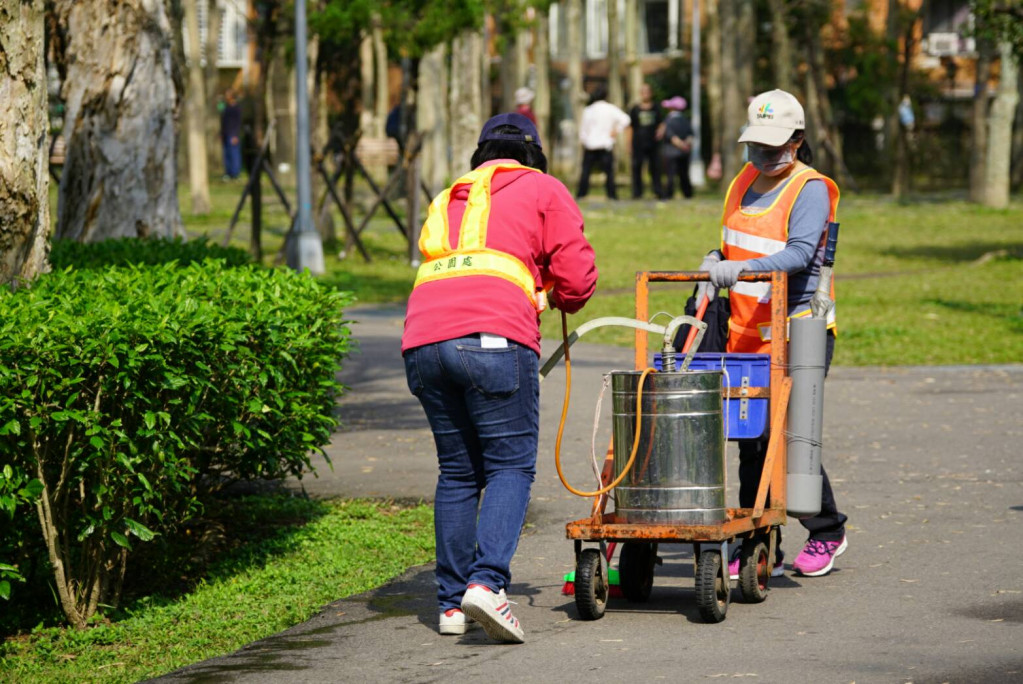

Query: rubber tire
[619,542,655,603]
[695,550,729,623]
[738,539,770,603]
[575,548,608,620]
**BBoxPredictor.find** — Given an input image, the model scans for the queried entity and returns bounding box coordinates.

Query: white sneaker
[460,584,525,643]
[439,608,470,635]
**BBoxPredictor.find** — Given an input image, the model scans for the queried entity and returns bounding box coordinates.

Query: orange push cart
[566,270,792,623]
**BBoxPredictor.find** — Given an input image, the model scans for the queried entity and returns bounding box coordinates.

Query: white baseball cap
[515,87,535,105]
[737,89,805,147]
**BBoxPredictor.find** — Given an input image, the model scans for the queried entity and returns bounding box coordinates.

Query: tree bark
[359,30,377,138]
[54,0,183,241]
[625,0,643,106]
[450,30,483,173]
[535,12,552,150]
[204,0,221,173]
[767,0,793,92]
[607,0,622,108]
[982,43,1019,209]
[184,0,211,214]
[706,0,724,179]
[418,43,449,195]
[970,41,993,203]
[566,0,585,177]
[372,13,388,139]
[0,0,50,285]
[719,0,743,182]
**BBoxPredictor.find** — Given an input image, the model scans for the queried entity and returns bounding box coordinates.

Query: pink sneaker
[793,536,848,577]
[728,554,785,580]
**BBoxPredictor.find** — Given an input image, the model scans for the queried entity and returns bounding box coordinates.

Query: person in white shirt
[576,87,631,200]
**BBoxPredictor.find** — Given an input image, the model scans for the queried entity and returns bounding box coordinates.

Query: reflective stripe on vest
[414,163,546,310]
[721,163,840,352]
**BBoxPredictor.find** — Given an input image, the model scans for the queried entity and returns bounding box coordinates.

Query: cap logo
[756,103,774,120]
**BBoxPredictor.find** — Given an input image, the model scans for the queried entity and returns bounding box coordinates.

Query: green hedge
[48,237,251,271]
[0,260,354,627]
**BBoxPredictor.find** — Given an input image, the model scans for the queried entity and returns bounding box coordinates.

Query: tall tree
[53,0,183,241]
[184,0,211,214]
[705,0,724,180]
[534,8,552,148]
[607,0,622,107]
[0,0,50,284]
[719,0,743,181]
[566,0,584,176]
[970,39,994,203]
[767,0,794,92]
[972,0,1023,206]
[203,0,222,173]
[450,30,484,171]
[982,41,1019,208]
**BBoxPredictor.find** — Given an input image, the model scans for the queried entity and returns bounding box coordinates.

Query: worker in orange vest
[699,89,848,579]
[403,113,598,643]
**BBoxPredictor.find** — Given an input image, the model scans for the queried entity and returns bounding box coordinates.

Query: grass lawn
[0,496,434,683]
[185,178,1022,366]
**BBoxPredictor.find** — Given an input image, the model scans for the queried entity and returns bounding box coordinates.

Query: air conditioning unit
[927,32,961,57]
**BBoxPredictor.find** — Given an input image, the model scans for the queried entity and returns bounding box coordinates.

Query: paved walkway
[160,306,1023,683]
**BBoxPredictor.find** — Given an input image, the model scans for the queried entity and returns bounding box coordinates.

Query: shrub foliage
[0,260,353,628]
[48,237,251,271]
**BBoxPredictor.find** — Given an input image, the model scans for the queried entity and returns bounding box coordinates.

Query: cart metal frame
[566,270,793,621]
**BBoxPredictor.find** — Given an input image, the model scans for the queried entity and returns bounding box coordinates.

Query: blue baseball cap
[478,113,542,148]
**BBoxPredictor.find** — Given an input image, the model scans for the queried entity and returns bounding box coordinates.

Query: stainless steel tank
[611,370,725,524]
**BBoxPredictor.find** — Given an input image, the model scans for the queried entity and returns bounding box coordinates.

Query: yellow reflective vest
[414,163,549,312]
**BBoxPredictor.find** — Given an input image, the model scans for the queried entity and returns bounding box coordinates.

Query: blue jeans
[404,337,539,612]
[223,140,242,178]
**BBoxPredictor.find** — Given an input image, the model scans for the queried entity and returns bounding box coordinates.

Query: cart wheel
[575,548,608,620]
[619,542,656,603]
[738,539,770,603]
[695,550,729,623]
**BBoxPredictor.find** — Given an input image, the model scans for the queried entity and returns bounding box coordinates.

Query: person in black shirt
[660,96,694,199]
[220,89,243,180]
[628,83,663,199]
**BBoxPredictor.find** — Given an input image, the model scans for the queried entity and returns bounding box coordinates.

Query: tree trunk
[535,12,552,150]
[607,0,622,108]
[719,0,743,182]
[767,0,793,92]
[500,22,516,112]
[372,13,388,139]
[54,0,183,241]
[268,48,295,179]
[705,0,724,180]
[982,43,1019,209]
[0,0,50,285]
[450,30,484,173]
[183,0,210,214]
[969,41,993,203]
[625,0,643,105]
[204,0,222,173]
[566,0,584,177]
[359,30,377,138]
[418,43,449,195]
[1013,68,1023,190]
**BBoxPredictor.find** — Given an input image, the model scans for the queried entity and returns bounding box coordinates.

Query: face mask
[748,144,794,173]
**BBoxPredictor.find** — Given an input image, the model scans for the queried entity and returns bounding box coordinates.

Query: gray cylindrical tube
[786,316,826,518]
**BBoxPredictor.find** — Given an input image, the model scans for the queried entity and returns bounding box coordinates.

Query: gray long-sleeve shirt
[742,178,830,308]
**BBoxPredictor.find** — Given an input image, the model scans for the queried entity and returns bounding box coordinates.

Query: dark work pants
[737,331,847,544]
[662,153,693,199]
[577,149,617,200]
[631,146,662,199]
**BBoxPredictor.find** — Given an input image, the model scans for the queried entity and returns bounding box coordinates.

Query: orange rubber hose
[554,310,657,498]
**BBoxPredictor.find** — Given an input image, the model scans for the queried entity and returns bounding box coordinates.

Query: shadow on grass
[880,242,1023,264]
[0,486,332,636]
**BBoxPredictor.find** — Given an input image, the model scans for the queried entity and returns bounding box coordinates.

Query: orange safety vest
[722,162,840,354]
[413,163,550,312]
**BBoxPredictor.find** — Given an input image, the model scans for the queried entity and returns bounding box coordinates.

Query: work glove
[709,259,748,289]
[696,251,723,302]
